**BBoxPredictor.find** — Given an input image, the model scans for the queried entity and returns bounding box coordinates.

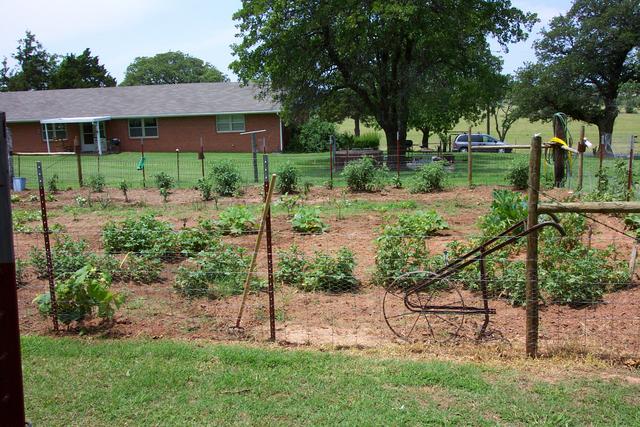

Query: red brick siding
[9,113,284,153]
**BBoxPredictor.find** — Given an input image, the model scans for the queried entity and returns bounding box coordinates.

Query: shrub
[47,174,60,193]
[275,245,307,286]
[351,133,380,150]
[29,236,92,281]
[209,161,242,196]
[215,205,257,236]
[290,206,328,234]
[276,162,299,194]
[342,156,388,192]
[196,177,214,201]
[335,132,354,150]
[118,180,130,202]
[288,117,336,152]
[87,174,106,192]
[155,172,174,190]
[505,159,529,190]
[33,266,125,326]
[408,162,446,193]
[174,242,256,299]
[301,248,359,292]
[102,215,177,259]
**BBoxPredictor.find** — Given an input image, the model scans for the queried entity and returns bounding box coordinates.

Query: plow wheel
[383,271,466,343]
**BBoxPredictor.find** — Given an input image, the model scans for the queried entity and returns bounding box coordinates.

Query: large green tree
[514,0,640,151]
[3,30,57,91]
[231,0,535,163]
[121,51,228,86]
[50,48,116,89]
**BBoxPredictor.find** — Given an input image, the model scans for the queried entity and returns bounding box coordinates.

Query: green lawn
[21,336,640,426]
[338,112,640,151]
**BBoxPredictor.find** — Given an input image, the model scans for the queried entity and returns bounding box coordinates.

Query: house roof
[0,82,280,123]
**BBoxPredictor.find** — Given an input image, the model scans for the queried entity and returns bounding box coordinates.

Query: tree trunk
[486,106,491,135]
[384,127,407,169]
[597,113,617,157]
[353,114,361,137]
[420,127,430,149]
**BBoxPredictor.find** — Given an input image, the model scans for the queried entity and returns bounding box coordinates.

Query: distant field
[338,112,640,151]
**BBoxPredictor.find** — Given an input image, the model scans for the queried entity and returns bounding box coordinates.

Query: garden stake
[577,126,585,192]
[329,135,334,187]
[36,161,59,333]
[0,112,28,426]
[525,135,542,357]
[252,133,259,183]
[233,173,277,331]
[263,154,276,341]
[75,136,83,187]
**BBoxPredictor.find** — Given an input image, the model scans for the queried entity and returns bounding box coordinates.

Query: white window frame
[128,118,159,138]
[216,114,245,133]
[41,123,67,141]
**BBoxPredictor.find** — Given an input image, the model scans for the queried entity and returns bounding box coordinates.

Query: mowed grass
[22,336,640,426]
[338,112,640,151]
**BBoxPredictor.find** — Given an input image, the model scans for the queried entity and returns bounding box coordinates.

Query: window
[216,114,245,132]
[41,123,67,140]
[128,118,158,138]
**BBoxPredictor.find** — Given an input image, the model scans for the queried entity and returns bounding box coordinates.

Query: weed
[47,174,60,193]
[118,180,130,202]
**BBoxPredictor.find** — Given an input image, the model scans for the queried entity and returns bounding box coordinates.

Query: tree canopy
[231,0,535,162]
[514,0,640,148]
[1,31,116,91]
[1,31,57,91]
[121,51,228,86]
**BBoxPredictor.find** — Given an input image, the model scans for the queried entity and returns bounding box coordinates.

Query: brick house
[0,82,285,153]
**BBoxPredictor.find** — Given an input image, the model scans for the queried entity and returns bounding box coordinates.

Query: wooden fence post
[526,135,542,357]
[0,111,27,426]
[467,127,473,187]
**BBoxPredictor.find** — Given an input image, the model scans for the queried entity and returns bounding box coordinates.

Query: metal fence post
[176,149,180,186]
[252,133,259,183]
[628,135,635,200]
[263,153,276,342]
[467,127,473,187]
[0,111,27,426]
[75,137,83,187]
[577,126,585,192]
[37,161,59,333]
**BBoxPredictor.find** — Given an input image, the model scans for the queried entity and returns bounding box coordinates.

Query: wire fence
[10,146,640,195]
[10,181,640,360]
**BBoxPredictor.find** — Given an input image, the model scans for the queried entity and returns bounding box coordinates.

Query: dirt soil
[12,186,640,362]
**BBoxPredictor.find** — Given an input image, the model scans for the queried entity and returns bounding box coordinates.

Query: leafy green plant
[397,210,448,237]
[10,194,21,203]
[29,236,92,281]
[290,206,327,234]
[342,156,388,192]
[87,174,106,192]
[505,159,529,190]
[118,180,130,202]
[155,172,174,190]
[15,259,27,287]
[33,266,125,326]
[115,254,163,285]
[215,205,257,236]
[177,221,219,256]
[75,196,88,207]
[47,174,60,193]
[102,215,177,259]
[408,162,447,193]
[278,193,303,217]
[301,248,359,292]
[209,161,242,196]
[275,245,307,286]
[13,209,40,232]
[196,177,214,201]
[479,190,528,238]
[276,162,299,194]
[174,242,256,299]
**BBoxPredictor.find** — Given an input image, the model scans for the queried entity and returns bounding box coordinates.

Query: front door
[80,122,106,152]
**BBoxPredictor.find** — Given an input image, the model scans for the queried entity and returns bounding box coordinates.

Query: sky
[0,0,573,84]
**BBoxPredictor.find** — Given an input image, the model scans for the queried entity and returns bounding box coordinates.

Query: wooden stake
[234,174,277,329]
[467,127,473,187]
[628,135,634,200]
[526,135,542,358]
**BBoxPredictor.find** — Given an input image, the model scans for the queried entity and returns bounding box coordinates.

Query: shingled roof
[0,82,280,123]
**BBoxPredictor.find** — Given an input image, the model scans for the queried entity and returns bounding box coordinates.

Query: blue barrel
[13,177,26,192]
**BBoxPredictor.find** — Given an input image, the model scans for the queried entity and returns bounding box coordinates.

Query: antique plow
[383,215,566,343]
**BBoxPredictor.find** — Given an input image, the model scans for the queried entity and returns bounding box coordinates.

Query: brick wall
[9,113,284,153]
